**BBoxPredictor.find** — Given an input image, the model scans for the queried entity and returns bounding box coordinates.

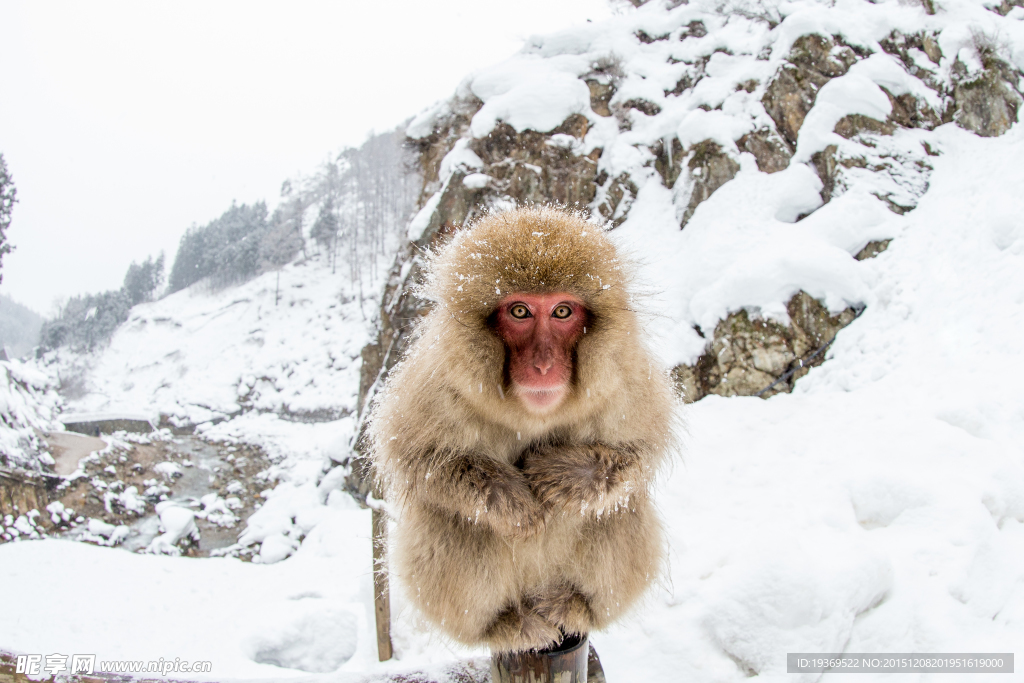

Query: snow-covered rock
[145,502,200,556]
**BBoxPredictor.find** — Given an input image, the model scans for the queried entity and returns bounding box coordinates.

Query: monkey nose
[534,353,554,375]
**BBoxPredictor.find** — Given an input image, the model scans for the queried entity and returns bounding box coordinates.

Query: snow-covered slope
[59,253,370,430]
[408,0,1024,372]
[3,0,1024,681]
[598,120,1024,681]
[0,359,61,472]
[37,251,375,510]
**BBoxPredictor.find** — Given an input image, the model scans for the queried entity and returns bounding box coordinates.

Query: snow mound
[243,600,358,673]
[145,502,200,556]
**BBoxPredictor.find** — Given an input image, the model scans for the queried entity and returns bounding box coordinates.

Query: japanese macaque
[368,207,676,653]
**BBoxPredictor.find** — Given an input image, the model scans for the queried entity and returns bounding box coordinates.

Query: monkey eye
[552,304,573,319]
[509,303,531,319]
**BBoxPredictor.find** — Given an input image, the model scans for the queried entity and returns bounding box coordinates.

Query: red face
[493,292,587,413]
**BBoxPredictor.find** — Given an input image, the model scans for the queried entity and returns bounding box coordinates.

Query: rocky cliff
[357,0,1023,432]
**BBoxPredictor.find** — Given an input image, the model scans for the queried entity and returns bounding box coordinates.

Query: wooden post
[371,507,394,661]
[491,633,591,683]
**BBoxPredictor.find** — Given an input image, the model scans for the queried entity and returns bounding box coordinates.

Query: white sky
[0,0,614,315]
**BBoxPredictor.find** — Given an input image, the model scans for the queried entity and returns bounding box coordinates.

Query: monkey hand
[523,442,640,516]
[456,456,545,540]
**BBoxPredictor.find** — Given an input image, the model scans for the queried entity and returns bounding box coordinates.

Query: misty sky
[0,0,613,315]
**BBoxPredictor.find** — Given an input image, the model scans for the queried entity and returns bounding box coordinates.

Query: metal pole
[491,633,591,683]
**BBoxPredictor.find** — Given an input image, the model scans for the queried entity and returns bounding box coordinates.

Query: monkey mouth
[514,385,568,412]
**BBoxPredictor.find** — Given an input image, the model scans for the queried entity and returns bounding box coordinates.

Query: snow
[588,120,1024,682]
[198,492,242,528]
[81,518,130,547]
[104,485,146,516]
[154,461,183,479]
[408,187,444,241]
[676,108,755,152]
[0,537,378,680]
[146,502,200,556]
[438,138,484,179]
[0,358,62,471]
[469,67,592,137]
[4,0,1024,680]
[792,72,893,162]
[46,252,373,430]
[406,99,451,141]
[462,173,492,189]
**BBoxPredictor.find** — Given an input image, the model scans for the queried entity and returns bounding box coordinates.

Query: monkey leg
[393,505,559,650]
[561,502,664,630]
[532,581,595,637]
[483,598,562,652]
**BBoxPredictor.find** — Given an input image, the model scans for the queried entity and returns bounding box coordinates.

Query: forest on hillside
[33,127,419,355]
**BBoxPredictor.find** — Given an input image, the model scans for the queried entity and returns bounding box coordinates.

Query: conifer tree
[0,154,17,285]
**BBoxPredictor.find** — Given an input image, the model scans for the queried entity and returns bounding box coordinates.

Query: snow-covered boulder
[145,501,200,555]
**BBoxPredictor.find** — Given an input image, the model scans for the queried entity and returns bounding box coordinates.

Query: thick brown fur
[367,207,677,653]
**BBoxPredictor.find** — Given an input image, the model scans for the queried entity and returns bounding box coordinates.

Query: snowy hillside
[0,358,61,472]
[402,0,1023,391]
[55,252,370,433]
[3,0,1024,681]
[600,121,1024,681]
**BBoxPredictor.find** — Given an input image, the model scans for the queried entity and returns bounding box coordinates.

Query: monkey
[367,206,677,653]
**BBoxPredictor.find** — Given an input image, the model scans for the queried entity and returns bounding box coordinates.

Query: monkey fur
[367,206,676,653]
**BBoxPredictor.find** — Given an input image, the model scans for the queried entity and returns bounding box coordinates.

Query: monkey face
[493,292,586,414]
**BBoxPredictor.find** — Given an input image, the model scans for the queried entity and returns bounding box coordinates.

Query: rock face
[672,292,861,402]
[594,171,639,228]
[737,129,792,174]
[0,467,53,528]
[764,30,949,211]
[762,34,859,147]
[357,7,1024,436]
[677,141,741,228]
[652,137,742,227]
[473,117,600,207]
[878,28,1022,139]
[855,239,892,261]
[952,55,1022,137]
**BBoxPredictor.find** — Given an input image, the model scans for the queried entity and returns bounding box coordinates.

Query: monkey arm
[402,449,545,539]
[522,442,654,516]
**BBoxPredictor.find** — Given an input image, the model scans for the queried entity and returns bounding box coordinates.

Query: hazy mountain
[0,293,42,358]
